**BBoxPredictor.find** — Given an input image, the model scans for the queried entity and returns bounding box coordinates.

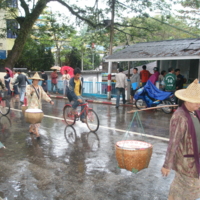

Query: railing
[83,81,117,96]
[36,80,118,97]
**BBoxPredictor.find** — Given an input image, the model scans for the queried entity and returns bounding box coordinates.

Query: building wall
[160,59,199,83]
[0,4,18,59]
[102,62,118,73]
[29,71,102,82]
[0,9,7,56]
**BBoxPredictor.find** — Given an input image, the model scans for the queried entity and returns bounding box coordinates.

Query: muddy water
[0,99,173,200]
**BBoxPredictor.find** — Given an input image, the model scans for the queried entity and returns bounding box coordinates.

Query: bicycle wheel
[161,100,173,114]
[135,99,147,110]
[64,125,77,144]
[86,109,99,132]
[0,99,10,116]
[63,105,76,125]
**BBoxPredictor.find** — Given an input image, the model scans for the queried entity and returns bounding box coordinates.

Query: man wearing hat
[161,79,200,200]
[26,72,54,139]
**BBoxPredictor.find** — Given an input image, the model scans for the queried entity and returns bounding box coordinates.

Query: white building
[0,0,18,59]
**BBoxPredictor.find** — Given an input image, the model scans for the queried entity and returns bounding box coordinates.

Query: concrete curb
[49,95,135,107]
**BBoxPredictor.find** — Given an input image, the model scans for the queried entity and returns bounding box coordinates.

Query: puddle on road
[0,104,173,200]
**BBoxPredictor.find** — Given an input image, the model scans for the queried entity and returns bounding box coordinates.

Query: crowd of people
[0,69,71,103]
[115,65,185,107]
[0,68,85,138]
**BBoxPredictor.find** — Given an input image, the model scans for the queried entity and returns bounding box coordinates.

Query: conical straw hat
[29,72,43,80]
[175,79,200,103]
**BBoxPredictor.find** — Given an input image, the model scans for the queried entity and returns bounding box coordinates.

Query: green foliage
[15,38,55,71]
[178,0,200,26]
[3,0,198,70]
[61,34,101,70]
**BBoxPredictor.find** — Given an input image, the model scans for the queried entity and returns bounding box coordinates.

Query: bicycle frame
[66,103,92,118]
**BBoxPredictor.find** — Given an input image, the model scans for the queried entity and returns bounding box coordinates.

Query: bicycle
[64,125,100,151]
[0,90,10,116]
[63,102,100,132]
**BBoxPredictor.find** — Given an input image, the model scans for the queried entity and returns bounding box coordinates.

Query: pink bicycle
[63,103,99,132]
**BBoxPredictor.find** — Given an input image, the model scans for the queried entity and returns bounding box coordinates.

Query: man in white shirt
[115,68,127,108]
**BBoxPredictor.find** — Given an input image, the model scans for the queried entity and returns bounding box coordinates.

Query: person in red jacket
[51,69,58,93]
[140,65,151,86]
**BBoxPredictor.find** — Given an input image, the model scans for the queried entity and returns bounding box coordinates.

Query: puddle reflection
[64,125,100,152]
[0,115,12,141]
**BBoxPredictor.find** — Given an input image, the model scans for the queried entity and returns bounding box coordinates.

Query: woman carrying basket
[161,79,200,200]
[26,72,54,139]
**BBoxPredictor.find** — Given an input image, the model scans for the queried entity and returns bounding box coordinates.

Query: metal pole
[81,51,84,71]
[198,59,200,80]
[127,61,130,79]
[107,0,115,100]
[127,61,130,103]
[92,49,94,69]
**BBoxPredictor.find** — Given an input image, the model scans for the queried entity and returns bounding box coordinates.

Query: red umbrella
[60,66,74,78]
[5,67,13,78]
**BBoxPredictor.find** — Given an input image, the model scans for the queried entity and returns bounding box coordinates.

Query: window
[0,50,6,59]
[6,19,18,38]
[0,43,2,48]
[7,0,18,8]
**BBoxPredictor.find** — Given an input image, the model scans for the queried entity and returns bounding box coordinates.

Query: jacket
[163,106,200,178]
[26,85,51,110]
[149,71,159,85]
[176,74,184,89]
[115,72,127,88]
[51,72,58,84]
[67,77,83,102]
[41,73,48,81]
[14,73,30,87]
[130,73,140,89]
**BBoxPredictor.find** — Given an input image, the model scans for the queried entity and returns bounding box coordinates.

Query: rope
[119,111,146,173]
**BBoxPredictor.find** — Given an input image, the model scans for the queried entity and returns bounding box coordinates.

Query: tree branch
[114,22,154,31]
[114,27,134,37]
[50,0,96,28]
[19,0,30,16]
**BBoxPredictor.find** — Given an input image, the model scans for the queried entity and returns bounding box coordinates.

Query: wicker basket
[21,105,28,115]
[115,140,153,173]
[25,109,44,124]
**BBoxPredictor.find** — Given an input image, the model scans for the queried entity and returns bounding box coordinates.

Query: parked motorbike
[134,81,176,114]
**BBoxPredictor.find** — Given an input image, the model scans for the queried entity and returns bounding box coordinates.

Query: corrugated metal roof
[105,38,200,62]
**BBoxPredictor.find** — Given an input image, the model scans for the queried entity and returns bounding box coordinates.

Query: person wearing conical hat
[161,79,200,200]
[26,72,54,139]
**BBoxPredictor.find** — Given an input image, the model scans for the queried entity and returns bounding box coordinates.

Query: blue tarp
[134,80,172,101]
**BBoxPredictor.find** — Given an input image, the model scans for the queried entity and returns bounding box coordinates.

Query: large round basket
[25,109,44,124]
[115,140,153,173]
[21,105,28,115]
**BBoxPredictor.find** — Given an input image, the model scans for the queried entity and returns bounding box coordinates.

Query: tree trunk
[4,0,47,69]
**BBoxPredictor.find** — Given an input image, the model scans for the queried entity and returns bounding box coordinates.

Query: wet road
[0,98,174,200]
